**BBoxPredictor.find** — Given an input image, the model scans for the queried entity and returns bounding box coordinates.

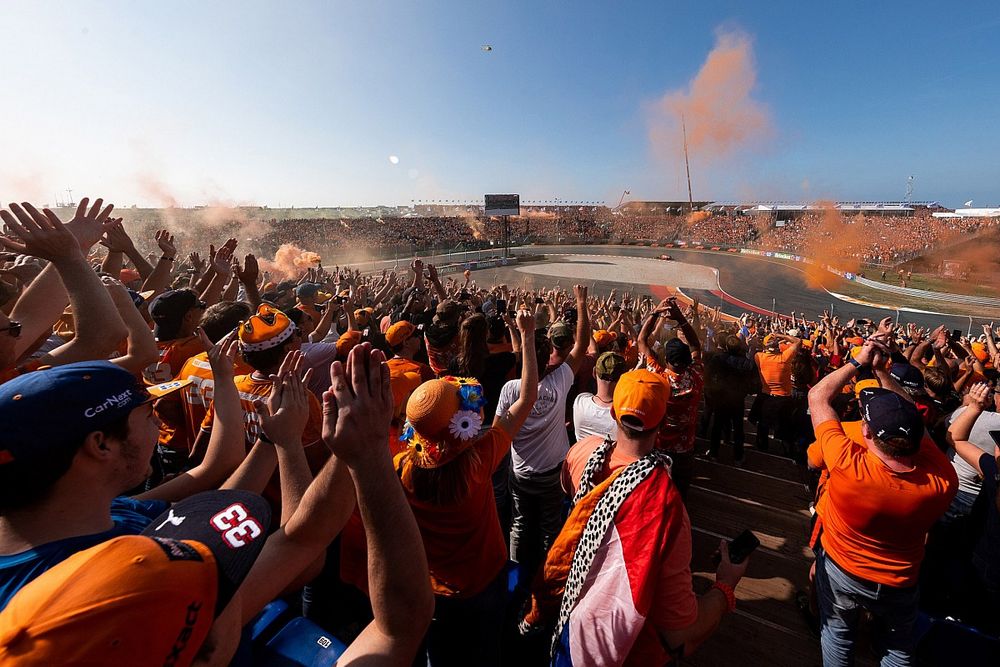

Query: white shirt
[496,363,574,475]
[573,393,618,442]
[947,406,1000,497]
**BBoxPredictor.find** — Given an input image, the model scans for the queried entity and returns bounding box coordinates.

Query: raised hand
[188,251,206,274]
[235,253,259,285]
[515,308,535,335]
[321,343,392,465]
[212,243,235,278]
[254,350,313,446]
[155,229,176,260]
[0,204,84,262]
[99,218,133,253]
[967,382,992,410]
[573,284,588,302]
[62,197,116,250]
[876,316,894,336]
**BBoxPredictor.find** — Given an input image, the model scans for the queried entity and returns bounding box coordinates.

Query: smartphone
[711,529,759,568]
[496,298,507,312]
[989,430,1000,448]
[534,297,544,304]
[727,529,760,565]
[952,329,963,341]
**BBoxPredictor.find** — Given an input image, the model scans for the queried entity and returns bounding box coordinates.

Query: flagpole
[682,114,694,212]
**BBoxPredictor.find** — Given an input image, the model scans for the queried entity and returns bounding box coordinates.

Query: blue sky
[1,1,998,208]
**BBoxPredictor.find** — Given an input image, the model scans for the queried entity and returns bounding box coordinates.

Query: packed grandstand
[100,199,1000,270]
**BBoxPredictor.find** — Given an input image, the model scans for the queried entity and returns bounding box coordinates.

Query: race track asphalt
[505,245,991,331]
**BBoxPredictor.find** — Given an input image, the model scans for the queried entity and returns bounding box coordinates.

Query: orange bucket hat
[399,376,487,469]
[239,304,296,352]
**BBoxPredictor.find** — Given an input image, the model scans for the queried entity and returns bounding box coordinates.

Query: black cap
[859,388,924,451]
[890,362,924,391]
[148,289,201,328]
[143,490,271,614]
[664,338,692,370]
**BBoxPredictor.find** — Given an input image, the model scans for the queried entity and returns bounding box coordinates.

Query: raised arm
[234,253,261,308]
[137,331,246,502]
[809,337,886,428]
[1,202,128,366]
[3,198,118,360]
[100,219,154,278]
[946,382,995,477]
[493,310,539,439]
[566,284,591,373]
[104,278,159,375]
[140,230,178,296]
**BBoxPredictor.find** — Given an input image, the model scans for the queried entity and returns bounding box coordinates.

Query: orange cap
[336,330,362,357]
[612,369,670,432]
[118,268,141,283]
[972,342,988,362]
[854,378,881,396]
[239,304,296,352]
[0,536,217,666]
[385,321,417,347]
[593,330,618,347]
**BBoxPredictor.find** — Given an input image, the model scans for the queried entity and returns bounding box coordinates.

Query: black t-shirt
[448,352,517,419]
[973,453,1000,591]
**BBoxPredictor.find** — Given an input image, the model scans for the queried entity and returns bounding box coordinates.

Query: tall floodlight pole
[682,115,694,212]
[905,176,914,204]
[616,189,630,209]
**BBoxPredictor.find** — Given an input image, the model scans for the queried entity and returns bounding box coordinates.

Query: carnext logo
[84,390,135,418]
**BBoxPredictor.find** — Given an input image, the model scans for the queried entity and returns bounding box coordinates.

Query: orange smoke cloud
[802,202,864,288]
[686,211,711,225]
[258,243,322,280]
[648,29,772,166]
[136,172,179,208]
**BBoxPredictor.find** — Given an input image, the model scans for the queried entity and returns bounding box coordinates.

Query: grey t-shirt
[947,406,1000,497]
[496,363,574,475]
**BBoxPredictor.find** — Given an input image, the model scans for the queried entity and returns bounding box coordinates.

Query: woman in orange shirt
[347,310,538,667]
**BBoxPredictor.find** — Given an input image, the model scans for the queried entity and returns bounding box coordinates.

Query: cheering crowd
[1,196,998,666]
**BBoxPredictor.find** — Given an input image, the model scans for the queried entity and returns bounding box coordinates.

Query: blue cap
[295,283,320,298]
[0,361,151,465]
[859,388,924,450]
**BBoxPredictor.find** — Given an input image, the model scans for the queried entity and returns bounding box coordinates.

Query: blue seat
[257,616,348,666]
[249,600,291,643]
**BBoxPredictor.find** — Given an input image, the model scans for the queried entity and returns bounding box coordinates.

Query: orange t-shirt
[341,427,513,598]
[158,352,253,453]
[143,336,204,385]
[755,346,796,396]
[201,373,329,508]
[808,419,957,586]
[562,435,698,633]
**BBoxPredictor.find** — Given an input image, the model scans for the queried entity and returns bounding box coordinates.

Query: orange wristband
[712,581,736,613]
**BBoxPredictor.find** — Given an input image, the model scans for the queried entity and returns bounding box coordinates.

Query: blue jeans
[814,547,919,667]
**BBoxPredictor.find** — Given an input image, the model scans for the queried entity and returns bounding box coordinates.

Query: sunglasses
[0,320,22,338]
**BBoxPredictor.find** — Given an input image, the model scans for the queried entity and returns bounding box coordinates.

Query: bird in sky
[481,45,493,52]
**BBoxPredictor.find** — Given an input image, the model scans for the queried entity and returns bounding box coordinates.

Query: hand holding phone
[711,530,757,588]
